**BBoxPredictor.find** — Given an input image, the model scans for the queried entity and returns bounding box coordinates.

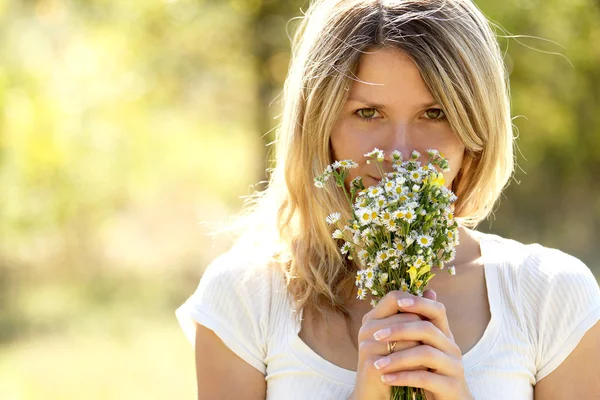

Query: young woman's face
[330,47,465,189]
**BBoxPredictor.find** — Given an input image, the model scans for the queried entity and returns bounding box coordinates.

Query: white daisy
[380,211,393,223]
[417,234,433,247]
[341,243,351,255]
[403,209,416,223]
[357,208,374,225]
[384,218,398,232]
[332,229,344,239]
[365,147,383,161]
[314,179,326,188]
[393,239,405,254]
[375,250,389,265]
[448,266,456,276]
[384,180,396,192]
[413,255,425,268]
[368,187,383,198]
[374,196,386,209]
[426,149,440,158]
[357,197,369,208]
[409,170,422,182]
[392,210,404,220]
[358,249,368,263]
[400,279,409,292]
[355,271,362,284]
[326,212,341,225]
[365,148,384,161]
[333,160,358,169]
[357,287,366,300]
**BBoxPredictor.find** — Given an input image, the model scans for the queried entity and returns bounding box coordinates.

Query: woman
[176,0,600,399]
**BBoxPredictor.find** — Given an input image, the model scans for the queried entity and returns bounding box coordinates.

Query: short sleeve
[519,245,600,383]
[175,250,273,374]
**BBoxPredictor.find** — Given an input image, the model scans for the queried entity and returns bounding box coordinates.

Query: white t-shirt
[175,232,600,399]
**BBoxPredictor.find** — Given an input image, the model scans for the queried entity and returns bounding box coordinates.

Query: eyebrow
[347,96,440,110]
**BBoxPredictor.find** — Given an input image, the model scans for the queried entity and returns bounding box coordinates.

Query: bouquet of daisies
[314,148,460,400]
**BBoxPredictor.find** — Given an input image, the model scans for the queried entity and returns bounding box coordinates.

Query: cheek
[444,147,465,187]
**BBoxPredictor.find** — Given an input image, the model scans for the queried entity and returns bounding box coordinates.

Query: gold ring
[387,340,397,354]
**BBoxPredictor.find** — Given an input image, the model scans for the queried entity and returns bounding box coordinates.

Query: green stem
[337,170,357,220]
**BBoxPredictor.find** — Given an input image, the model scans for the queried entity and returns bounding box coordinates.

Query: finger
[361,311,423,341]
[394,293,453,340]
[373,344,463,378]
[423,289,436,301]
[373,320,461,358]
[359,314,423,353]
[362,290,419,324]
[380,369,457,395]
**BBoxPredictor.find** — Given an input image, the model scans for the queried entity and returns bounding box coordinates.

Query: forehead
[349,47,434,103]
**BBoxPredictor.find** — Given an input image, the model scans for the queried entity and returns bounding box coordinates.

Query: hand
[352,290,430,400]
[371,290,473,400]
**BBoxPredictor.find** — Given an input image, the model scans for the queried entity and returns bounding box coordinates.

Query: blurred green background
[0,0,598,399]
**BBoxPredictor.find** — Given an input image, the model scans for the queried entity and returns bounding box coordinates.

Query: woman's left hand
[372,289,474,400]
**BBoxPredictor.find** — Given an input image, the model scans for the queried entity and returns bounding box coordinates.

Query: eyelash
[355,108,447,123]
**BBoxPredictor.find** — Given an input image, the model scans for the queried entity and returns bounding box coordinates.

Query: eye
[356,108,380,121]
[424,108,446,122]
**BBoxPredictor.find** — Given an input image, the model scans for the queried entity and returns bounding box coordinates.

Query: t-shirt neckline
[286,231,503,386]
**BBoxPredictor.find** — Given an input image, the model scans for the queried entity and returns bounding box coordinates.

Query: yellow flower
[408,266,418,284]
[417,264,431,278]
[428,172,445,187]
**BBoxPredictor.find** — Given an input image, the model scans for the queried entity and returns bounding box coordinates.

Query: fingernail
[381,373,396,383]
[373,328,391,340]
[398,298,414,307]
[374,357,390,369]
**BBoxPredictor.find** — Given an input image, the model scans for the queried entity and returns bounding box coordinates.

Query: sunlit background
[0,0,599,398]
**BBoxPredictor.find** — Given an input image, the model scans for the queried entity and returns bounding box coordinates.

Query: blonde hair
[230,0,514,328]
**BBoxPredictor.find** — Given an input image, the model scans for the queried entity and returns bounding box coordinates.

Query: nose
[382,123,412,165]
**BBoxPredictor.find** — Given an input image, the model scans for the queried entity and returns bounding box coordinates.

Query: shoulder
[200,241,280,289]
[517,241,595,295]
[480,231,595,286]
[176,242,288,367]
[481,232,600,380]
